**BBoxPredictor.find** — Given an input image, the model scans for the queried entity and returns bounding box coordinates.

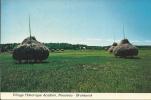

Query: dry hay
[50,49,55,52]
[13,36,49,63]
[113,39,138,58]
[22,36,41,45]
[104,47,108,51]
[108,46,115,53]
[119,38,130,44]
[108,42,117,53]
[60,49,64,51]
[112,42,118,46]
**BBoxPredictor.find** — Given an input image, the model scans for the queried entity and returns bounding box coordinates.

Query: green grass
[0,49,151,92]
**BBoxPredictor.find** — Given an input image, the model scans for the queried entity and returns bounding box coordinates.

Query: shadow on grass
[14,61,49,64]
[117,56,141,59]
[125,57,141,59]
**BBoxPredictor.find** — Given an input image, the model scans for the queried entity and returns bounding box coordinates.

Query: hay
[112,42,117,46]
[113,39,138,57]
[119,39,130,44]
[50,49,55,52]
[60,49,64,51]
[104,47,108,51]
[108,42,117,53]
[13,36,49,63]
[108,46,115,53]
[22,36,41,45]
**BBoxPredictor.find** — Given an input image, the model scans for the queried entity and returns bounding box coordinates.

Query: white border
[1,92,151,100]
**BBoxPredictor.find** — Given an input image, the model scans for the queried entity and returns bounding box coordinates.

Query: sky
[1,0,151,46]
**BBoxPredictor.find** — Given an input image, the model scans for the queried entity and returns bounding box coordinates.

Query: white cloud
[131,40,151,45]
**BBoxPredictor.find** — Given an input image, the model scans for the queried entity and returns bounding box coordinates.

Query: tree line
[0,43,103,52]
[0,43,151,53]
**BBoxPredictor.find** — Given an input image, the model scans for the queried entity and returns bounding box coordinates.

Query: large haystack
[113,39,138,57]
[108,42,117,53]
[13,36,49,63]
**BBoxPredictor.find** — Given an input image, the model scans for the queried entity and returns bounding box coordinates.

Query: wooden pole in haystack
[123,24,126,39]
[113,33,115,43]
[29,16,32,42]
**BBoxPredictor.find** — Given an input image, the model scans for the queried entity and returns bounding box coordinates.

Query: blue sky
[1,0,151,46]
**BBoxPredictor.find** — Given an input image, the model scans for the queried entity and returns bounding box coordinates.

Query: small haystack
[108,42,117,53]
[60,49,64,51]
[50,49,55,52]
[13,36,49,63]
[104,47,108,51]
[113,39,138,58]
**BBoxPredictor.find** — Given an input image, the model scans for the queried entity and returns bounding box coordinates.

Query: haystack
[108,42,117,53]
[113,39,138,57]
[104,47,108,51]
[13,36,49,63]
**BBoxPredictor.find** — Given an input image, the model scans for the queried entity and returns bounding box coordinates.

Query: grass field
[1,49,151,92]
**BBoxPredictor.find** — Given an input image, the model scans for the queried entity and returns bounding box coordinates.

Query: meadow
[0,49,151,92]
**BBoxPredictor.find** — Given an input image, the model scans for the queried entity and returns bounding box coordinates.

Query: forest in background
[0,43,151,52]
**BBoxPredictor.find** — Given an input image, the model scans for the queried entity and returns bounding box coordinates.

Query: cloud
[66,38,115,46]
[131,40,151,45]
